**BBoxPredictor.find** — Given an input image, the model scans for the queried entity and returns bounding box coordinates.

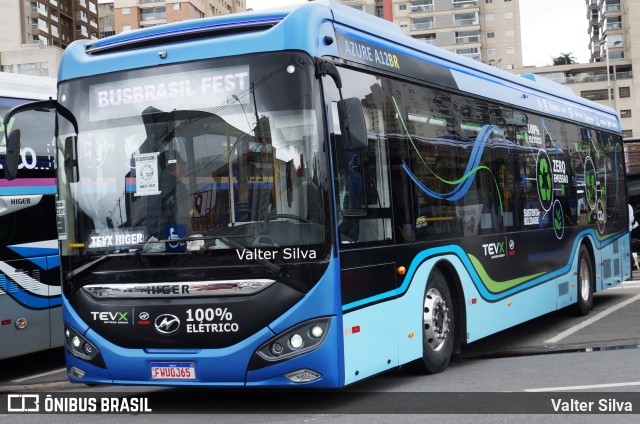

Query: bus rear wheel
[409,268,454,374]
[575,245,594,316]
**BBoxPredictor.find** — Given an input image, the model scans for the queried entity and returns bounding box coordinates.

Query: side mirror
[338,97,367,150]
[4,129,20,181]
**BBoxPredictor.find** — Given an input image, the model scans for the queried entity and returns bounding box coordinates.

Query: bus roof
[0,72,56,100]
[61,0,619,132]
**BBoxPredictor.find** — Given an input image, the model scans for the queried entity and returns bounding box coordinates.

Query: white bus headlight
[63,323,105,368]
[250,317,331,369]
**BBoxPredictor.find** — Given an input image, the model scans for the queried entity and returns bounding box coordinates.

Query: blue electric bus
[0,72,62,360]
[3,1,629,387]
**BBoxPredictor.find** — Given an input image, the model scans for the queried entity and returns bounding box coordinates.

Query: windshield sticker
[134,152,160,196]
[165,225,186,253]
[56,200,67,240]
[88,65,250,121]
[87,229,146,249]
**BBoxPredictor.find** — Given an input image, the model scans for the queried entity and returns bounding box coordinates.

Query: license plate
[151,362,196,380]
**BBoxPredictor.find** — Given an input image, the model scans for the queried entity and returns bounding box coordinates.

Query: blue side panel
[342,300,399,385]
[344,229,628,380]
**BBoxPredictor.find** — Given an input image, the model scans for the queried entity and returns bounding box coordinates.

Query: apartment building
[113,0,246,33]
[339,0,523,69]
[0,0,99,76]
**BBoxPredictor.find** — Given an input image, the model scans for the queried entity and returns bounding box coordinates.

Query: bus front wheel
[575,245,594,315]
[410,268,455,374]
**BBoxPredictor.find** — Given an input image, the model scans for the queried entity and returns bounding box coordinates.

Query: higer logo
[154,314,180,335]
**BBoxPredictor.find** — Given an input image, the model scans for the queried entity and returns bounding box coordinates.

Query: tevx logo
[482,241,506,259]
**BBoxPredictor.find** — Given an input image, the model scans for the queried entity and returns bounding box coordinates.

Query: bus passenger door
[328,81,397,384]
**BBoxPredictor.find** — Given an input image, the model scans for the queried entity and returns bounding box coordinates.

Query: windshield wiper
[66,253,129,280]
[219,236,283,276]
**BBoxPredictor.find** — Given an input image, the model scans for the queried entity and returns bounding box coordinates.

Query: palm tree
[551,53,577,66]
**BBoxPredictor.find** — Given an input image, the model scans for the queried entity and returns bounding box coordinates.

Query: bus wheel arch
[408,261,463,374]
[575,240,595,315]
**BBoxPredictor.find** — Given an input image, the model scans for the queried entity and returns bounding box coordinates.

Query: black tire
[575,245,594,316]
[408,268,455,374]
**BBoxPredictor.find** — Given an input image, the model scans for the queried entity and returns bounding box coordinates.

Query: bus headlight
[249,317,331,370]
[63,323,106,369]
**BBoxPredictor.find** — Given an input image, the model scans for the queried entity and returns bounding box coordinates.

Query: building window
[505,29,514,37]
[399,20,408,28]
[413,33,437,44]
[622,130,633,138]
[487,48,496,56]
[506,47,516,55]
[486,31,495,38]
[454,12,479,26]
[173,3,181,10]
[485,13,493,21]
[621,109,632,118]
[581,89,611,101]
[122,24,132,32]
[453,0,479,8]
[398,4,406,11]
[122,7,130,15]
[620,86,631,98]
[485,0,492,3]
[412,16,434,30]
[410,0,434,12]
[504,11,513,19]
[140,7,166,21]
[456,30,480,44]
[456,46,481,61]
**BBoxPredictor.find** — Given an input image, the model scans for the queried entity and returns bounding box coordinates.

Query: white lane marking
[11,367,66,383]
[525,381,640,392]
[543,292,640,345]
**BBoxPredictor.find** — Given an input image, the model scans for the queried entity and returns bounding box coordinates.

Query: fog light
[310,325,324,339]
[285,369,321,383]
[270,342,284,356]
[68,366,85,379]
[289,334,304,349]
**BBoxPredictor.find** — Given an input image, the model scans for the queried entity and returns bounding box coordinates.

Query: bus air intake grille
[603,259,612,279]
[84,19,281,55]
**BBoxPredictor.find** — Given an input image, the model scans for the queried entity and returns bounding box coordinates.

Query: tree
[551,53,577,66]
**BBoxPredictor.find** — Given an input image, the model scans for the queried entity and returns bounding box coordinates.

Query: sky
[245,0,590,67]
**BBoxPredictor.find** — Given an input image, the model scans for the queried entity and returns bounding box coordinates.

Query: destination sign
[88,65,250,121]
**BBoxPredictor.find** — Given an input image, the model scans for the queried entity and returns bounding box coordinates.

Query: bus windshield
[56,52,329,259]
